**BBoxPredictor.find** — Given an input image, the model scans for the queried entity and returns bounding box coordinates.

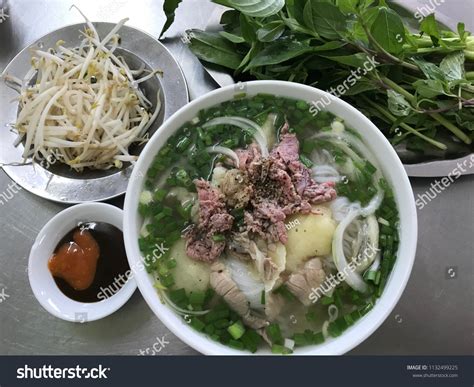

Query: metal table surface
[0,0,472,356]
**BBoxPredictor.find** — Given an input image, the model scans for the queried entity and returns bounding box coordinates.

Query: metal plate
[0,22,188,203]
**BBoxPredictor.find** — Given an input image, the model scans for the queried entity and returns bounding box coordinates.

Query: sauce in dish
[48,222,130,303]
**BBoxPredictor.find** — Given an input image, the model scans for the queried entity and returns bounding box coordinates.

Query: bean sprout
[4,9,161,171]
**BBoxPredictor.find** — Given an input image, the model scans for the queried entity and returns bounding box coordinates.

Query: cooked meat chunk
[210,262,268,329]
[185,228,226,263]
[265,293,285,322]
[184,179,233,262]
[220,169,252,209]
[236,143,261,171]
[271,133,299,163]
[286,258,327,306]
[240,133,336,243]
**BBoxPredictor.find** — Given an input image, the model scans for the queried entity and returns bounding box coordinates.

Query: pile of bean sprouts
[4,8,161,171]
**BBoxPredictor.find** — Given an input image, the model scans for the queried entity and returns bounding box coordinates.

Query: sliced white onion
[206,145,240,168]
[160,287,210,316]
[332,208,369,293]
[284,338,295,350]
[226,257,264,310]
[330,196,360,223]
[202,116,269,157]
[312,164,341,183]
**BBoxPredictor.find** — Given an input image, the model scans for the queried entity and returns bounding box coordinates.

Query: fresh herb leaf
[370,6,405,54]
[420,13,440,46]
[219,31,246,44]
[218,0,285,18]
[160,0,183,38]
[439,51,465,81]
[303,0,347,40]
[188,30,244,69]
[256,21,286,42]
[387,90,412,117]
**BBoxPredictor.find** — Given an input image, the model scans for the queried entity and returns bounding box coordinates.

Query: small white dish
[28,203,136,322]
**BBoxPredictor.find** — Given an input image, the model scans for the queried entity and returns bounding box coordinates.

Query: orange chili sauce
[48,222,130,303]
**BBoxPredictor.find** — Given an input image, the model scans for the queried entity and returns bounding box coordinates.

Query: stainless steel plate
[0,22,188,203]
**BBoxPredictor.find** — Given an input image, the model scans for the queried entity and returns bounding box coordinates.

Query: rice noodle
[4,9,161,171]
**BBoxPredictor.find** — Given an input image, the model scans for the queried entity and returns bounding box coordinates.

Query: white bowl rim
[28,202,137,322]
[123,80,418,355]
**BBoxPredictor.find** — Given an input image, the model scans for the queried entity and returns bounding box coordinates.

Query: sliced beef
[240,133,336,243]
[184,179,233,262]
[271,133,299,163]
[185,228,226,263]
[236,143,261,171]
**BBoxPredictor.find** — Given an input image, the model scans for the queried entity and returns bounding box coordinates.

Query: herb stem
[380,77,472,144]
[358,17,419,72]
[362,96,447,150]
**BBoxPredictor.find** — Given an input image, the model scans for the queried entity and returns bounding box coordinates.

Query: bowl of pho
[123,80,417,355]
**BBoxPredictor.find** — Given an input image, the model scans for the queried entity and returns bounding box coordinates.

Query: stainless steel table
[0,0,472,355]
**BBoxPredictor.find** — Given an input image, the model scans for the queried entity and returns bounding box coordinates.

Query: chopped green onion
[227,321,246,340]
[266,323,284,345]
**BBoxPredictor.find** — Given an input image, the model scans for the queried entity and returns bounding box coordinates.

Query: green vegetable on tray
[160,0,474,162]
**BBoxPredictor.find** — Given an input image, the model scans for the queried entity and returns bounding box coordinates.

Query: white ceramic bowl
[123,81,417,355]
[29,203,136,322]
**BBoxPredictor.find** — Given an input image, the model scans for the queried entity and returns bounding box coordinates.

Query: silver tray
[0,22,189,203]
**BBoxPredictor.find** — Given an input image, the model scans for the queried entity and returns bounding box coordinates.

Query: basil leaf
[413,79,446,98]
[221,0,285,18]
[188,30,244,70]
[237,42,259,71]
[370,6,405,54]
[286,0,306,25]
[440,51,465,81]
[412,57,446,81]
[160,0,183,38]
[303,0,347,40]
[245,39,313,69]
[240,14,256,42]
[256,22,285,42]
[420,14,440,46]
[387,90,412,117]
[219,31,246,44]
[220,10,241,28]
[457,22,468,41]
[319,52,376,68]
[336,0,359,14]
[343,80,378,96]
[245,40,344,70]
